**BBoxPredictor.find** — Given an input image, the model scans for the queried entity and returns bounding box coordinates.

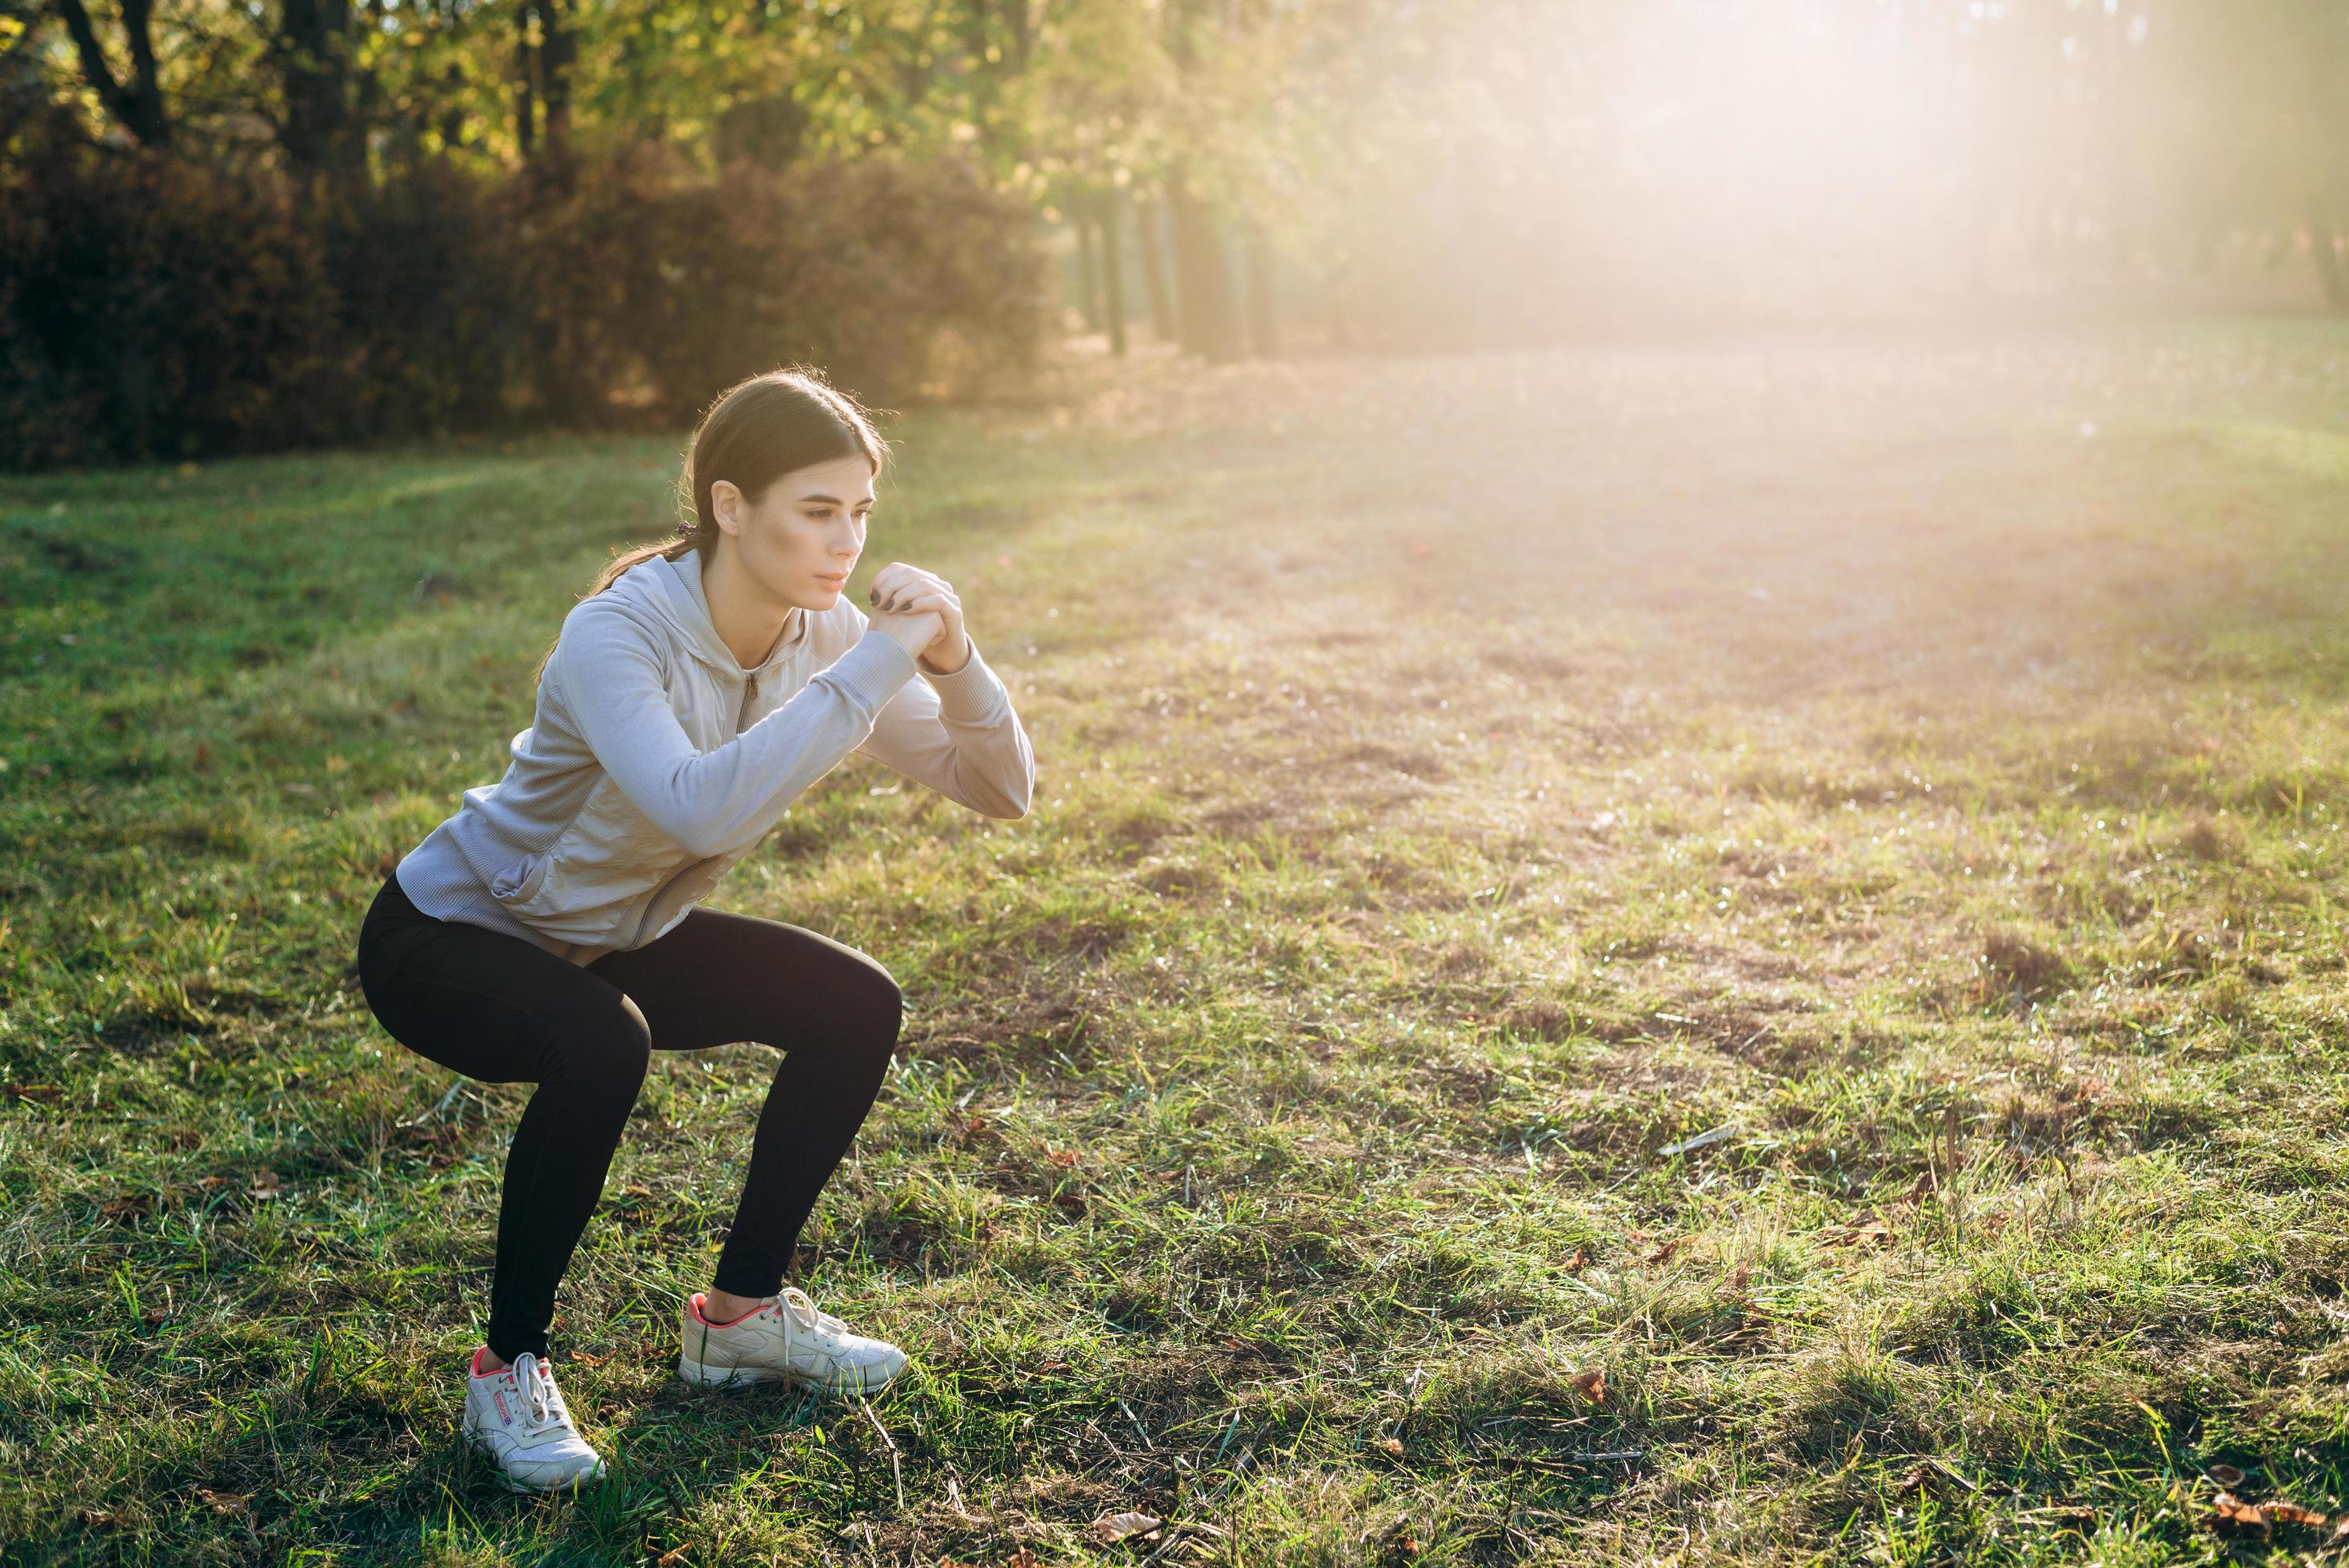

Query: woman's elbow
[981,778,1034,820]
[662,817,731,859]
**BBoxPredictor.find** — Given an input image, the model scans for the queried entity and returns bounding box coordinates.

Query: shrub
[0,143,1046,470]
[0,150,346,467]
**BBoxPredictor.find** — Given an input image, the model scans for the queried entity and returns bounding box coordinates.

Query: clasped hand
[866,563,968,674]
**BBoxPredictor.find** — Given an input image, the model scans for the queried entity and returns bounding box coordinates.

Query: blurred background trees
[3,0,2344,467]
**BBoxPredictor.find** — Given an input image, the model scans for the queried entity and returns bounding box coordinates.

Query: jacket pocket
[492,778,690,944]
[490,850,555,906]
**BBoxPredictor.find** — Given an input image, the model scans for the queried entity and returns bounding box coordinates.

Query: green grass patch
[5,323,2349,1563]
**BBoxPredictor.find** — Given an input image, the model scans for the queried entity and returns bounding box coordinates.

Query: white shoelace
[777,1286,849,1337]
[505,1352,565,1432]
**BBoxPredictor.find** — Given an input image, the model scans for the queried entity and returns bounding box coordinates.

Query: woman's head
[683,369,889,572]
[538,366,891,682]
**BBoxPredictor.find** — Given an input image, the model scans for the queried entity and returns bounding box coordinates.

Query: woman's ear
[709,478,742,536]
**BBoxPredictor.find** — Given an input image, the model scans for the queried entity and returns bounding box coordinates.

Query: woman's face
[715,451,875,611]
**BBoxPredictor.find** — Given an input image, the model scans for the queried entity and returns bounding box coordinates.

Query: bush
[0,151,346,467]
[492,142,1047,426]
[0,143,1046,470]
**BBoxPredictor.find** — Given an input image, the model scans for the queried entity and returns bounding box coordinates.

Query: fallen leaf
[1896,1456,1981,1494]
[1658,1122,1738,1158]
[1045,1148,1080,1168]
[1090,1510,1164,1544]
[1375,1435,1404,1457]
[1570,1367,1607,1406]
[2207,1490,2325,1531]
[1006,1550,1039,1568]
[194,1488,248,1515]
[6,1083,62,1102]
[1821,1213,1896,1249]
[78,1508,118,1527]
[654,1549,688,1567]
[247,1172,283,1201]
[1645,1237,1686,1266]
[2203,1463,2246,1489]
[1565,1246,1588,1273]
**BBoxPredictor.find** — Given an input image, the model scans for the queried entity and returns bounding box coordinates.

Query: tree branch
[50,0,169,144]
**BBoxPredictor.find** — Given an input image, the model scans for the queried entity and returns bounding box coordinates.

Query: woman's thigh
[358,878,645,1084]
[586,906,901,1057]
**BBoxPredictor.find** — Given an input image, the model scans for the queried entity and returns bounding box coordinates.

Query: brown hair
[534,365,891,686]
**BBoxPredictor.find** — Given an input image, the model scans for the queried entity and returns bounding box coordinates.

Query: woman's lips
[814,573,848,588]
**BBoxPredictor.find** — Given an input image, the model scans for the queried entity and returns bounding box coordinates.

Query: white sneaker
[458,1348,608,1492]
[678,1286,910,1394]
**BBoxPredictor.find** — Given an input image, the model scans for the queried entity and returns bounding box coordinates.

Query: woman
[354,367,1034,1493]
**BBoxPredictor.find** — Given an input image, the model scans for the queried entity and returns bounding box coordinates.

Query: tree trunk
[438,62,466,152]
[52,0,170,146]
[1074,210,1102,332]
[514,0,537,158]
[1167,166,1242,362]
[1098,188,1129,357]
[538,0,574,150]
[278,0,366,198]
[1243,216,1277,358]
[2312,214,2349,310]
[1134,193,1174,343]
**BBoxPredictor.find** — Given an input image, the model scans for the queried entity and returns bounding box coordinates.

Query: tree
[50,0,168,146]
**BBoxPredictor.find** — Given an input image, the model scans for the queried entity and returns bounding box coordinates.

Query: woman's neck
[698,546,795,670]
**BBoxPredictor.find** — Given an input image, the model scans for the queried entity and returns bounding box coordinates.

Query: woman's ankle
[476,1345,512,1374]
[702,1286,773,1324]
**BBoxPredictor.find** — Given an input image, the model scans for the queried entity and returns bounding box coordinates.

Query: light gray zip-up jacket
[393,548,1034,966]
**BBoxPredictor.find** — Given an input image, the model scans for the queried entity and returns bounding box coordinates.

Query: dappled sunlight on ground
[4,320,2349,1562]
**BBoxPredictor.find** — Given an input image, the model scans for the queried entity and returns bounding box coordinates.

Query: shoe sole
[677,1352,904,1394]
[460,1413,608,1493]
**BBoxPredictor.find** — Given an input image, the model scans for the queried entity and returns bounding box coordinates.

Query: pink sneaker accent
[690,1292,761,1328]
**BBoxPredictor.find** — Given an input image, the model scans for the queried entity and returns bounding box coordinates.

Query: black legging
[354,870,902,1362]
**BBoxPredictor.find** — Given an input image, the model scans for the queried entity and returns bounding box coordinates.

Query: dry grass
[2,318,2348,1564]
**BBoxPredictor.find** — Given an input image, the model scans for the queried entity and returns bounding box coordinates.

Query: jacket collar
[619,549,807,678]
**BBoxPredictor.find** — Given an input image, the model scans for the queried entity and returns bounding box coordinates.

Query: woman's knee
[838,958,902,1054]
[558,994,654,1107]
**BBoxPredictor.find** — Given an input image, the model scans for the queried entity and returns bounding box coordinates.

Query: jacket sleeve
[852,605,1036,819]
[550,600,919,858]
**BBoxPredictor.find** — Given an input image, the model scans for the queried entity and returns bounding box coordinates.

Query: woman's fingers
[868,568,916,610]
[885,590,959,617]
[875,578,954,615]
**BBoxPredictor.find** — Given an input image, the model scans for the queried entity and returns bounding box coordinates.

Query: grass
[4,315,2349,1564]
